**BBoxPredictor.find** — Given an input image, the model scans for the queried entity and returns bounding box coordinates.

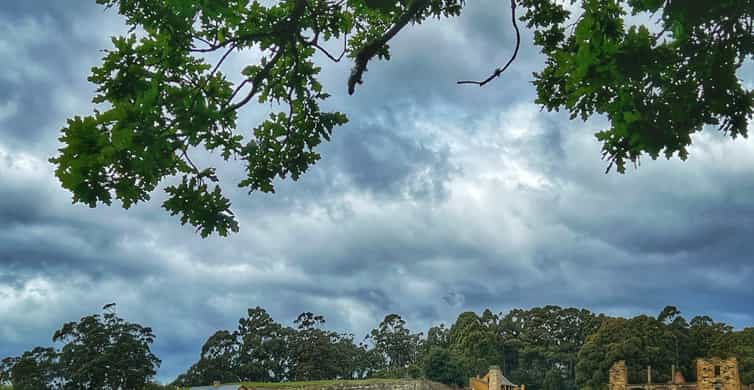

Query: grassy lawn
[234,378,411,388]
[1,378,414,389]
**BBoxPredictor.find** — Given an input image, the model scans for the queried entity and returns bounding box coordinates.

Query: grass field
[0,377,412,389]
[234,378,410,388]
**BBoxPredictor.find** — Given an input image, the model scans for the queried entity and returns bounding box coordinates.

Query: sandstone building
[609,358,743,390]
[470,366,524,390]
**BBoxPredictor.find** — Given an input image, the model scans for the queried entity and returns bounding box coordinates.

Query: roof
[500,374,516,387]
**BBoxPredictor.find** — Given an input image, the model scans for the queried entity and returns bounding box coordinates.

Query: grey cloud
[0,2,126,151]
[333,124,455,201]
[2,0,754,384]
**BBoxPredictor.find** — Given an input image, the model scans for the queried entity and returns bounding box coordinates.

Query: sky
[1,0,753,384]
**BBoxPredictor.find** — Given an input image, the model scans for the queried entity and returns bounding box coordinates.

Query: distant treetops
[1,305,753,390]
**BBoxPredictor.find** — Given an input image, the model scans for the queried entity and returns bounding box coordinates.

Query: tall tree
[53,303,161,389]
[417,324,450,362]
[499,306,602,390]
[418,323,464,385]
[290,312,348,381]
[0,347,60,390]
[193,330,242,384]
[237,307,293,382]
[448,311,502,376]
[369,314,422,372]
[174,307,369,385]
[687,315,734,364]
[1,304,160,390]
[422,346,466,386]
[51,0,754,237]
[174,306,295,385]
[576,307,687,390]
[728,328,754,385]
[353,340,387,379]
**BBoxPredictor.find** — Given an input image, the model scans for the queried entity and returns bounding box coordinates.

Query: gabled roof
[500,374,516,387]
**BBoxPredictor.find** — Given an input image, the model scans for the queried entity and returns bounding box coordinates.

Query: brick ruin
[609,358,743,390]
[470,366,524,390]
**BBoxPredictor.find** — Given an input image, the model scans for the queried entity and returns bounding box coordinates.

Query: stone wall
[488,366,502,390]
[609,358,743,390]
[696,358,741,390]
[610,361,628,390]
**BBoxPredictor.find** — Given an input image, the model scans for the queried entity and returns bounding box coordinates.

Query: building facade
[470,366,524,390]
[609,358,742,390]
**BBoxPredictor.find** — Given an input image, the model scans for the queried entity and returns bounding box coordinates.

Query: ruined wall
[610,361,628,390]
[696,358,741,390]
[488,366,503,390]
[471,376,490,390]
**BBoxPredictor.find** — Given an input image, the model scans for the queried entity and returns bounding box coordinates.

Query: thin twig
[210,43,237,77]
[225,0,307,111]
[229,79,251,103]
[181,148,201,175]
[225,47,285,112]
[190,35,226,52]
[309,34,348,62]
[301,2,349,63]
[653,27,669,41]
[458,0,520,86]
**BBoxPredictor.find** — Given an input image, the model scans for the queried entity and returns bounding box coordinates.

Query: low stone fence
[227,380,459,390]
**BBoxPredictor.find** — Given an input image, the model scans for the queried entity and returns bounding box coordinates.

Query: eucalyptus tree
[369,314,422,371]
[0,304,160,390]
[448,311,502,376]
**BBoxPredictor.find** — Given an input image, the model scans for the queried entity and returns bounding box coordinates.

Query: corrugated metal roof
[500,375,516,387]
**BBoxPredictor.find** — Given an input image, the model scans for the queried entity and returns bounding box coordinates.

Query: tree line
[2,305,753,389]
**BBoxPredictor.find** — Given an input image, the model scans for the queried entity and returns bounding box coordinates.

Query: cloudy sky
[1,0,753,384]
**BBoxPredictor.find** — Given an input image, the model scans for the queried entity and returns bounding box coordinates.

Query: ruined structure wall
[696,358,741,390]
[610,361,628,390]
[471,377,489,390]
[488,366,503,390]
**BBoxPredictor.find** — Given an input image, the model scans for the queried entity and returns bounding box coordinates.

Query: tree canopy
[575,306,751,390]
[49,0,753,236]
[0,304,161,390]
[3,304,754,388]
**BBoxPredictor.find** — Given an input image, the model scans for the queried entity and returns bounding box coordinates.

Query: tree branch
[457,0,520,87]
[209,43,237,78]
[225,47,285,112]
[348,0,432,95]
[225,0,308,112]
[307,33,348,62]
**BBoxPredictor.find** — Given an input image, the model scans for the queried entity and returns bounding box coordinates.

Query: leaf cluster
[52,0,754,236]
[51,0,463,237]
[521,0,754,172]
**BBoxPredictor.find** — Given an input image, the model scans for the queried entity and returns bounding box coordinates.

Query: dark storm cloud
[333,123,455,201]
[0,1,124,149]
[2,0,754,384]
